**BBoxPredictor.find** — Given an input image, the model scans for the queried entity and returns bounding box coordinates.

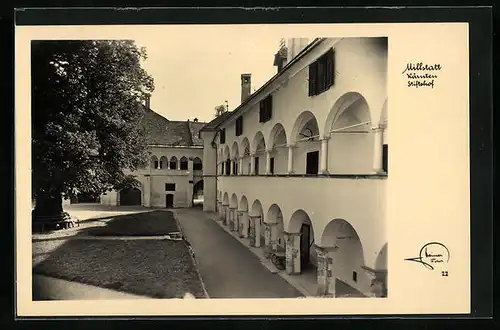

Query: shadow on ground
[32,210,206,300]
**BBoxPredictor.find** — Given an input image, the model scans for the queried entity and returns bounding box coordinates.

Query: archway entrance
[120,188,141,206]
[192,180,204,208]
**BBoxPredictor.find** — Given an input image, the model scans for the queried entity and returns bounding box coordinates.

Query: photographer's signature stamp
[405,242,450,276]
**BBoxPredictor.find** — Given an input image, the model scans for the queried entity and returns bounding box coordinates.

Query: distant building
[98,97,205,208]
[199,37,388,298]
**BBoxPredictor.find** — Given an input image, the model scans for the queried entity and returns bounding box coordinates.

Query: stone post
[248,216,256,246]
[319,136,330,175]
[229,207,237,231]
[254,215,262,248]
[237,211,244,237]
[284,231,301,275]
[250,153,256,175]
[372,126,384,174]
[241,211,249,238]
[263,222,274,257]
[315,245,336,297]
[287,144,295,174]
[217,201,223,221]
[222,204,229,226]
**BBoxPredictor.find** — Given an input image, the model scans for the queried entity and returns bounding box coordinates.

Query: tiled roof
[200,111,233,131]
[139,105,205,147]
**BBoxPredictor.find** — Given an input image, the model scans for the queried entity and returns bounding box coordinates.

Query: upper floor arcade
[202,37,388,178]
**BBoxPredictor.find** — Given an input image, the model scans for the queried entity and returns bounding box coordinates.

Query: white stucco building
[200,37,388,297]
[99,100,205,208]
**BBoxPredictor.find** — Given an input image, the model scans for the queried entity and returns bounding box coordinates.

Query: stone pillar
[229,207,237,231]
[238,157,244,175]
[250,153,256,175]
[263,222,277,257]
[363,267,388,298]
[284,232,301,274]
[217,201,223,220]
[372,126,384,174]
[287,144,295,174]
[265,150,272,175]
[320,136,329,175]
[315,245,336,297]
[237,211,243,236]
[254,215,262,247]
[144,175,151,207]
[248,216,256,246]
[240,211,249,238]
[222,204,229,225]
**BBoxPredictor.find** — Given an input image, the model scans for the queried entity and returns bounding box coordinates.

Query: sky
[134,27,281,123]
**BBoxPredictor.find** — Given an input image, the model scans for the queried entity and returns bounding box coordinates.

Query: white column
[285,232,301,274]
[287,144,295,174]
[265,150,272,175]
[144,175,151,207]
[230,207,237,231]
[254,216,262,247]
[372,127,384,173]
[250,153,256,175]
[238,157,243,175]
[320,136,329,174]
[241,211,249,238]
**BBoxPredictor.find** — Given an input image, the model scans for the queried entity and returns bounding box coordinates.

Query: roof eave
[201,38,325,131]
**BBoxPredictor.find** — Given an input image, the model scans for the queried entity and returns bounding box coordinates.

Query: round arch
[193,157,203,171]
[323,92,372,138]
[241,137,251,156]
[231,141,240,160]
[179,156,188,170]
[169,156,178,170]
[119,187,142,206]
[290,111,320,144]
[150,155,159,169]
[287,209,316,271]
[266,203,286,250]
[252,131,266,154]
[223,145,231,160]
[159,156,168,169]
[222,192,229,205]
[268,123,288,149]
[230,193,238,208]
[250,199,264,217]
[239,195,249,211]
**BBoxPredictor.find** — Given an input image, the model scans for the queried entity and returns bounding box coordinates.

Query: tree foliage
[31,40,154,208]
[214,104,227,118]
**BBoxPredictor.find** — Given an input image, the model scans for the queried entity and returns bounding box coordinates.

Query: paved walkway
[174,209,303,298]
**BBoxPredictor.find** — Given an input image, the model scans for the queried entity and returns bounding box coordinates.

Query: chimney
[241,73,251,103]
[273,46,288,73]
[193,118,198,122]
[144,94,151,109]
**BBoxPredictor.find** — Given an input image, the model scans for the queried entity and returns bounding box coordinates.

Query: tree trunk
[32,190,66,230]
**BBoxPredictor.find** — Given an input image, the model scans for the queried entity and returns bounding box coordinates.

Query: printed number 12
[441,271,449,276]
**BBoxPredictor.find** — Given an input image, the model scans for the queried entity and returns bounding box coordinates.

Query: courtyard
[32,204,303,300]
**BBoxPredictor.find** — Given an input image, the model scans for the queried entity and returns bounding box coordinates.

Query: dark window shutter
[308,62,317,96]
[317,56,325,92]
[383,144,388,173]
[326,49,334,88]
[259,101,264,122]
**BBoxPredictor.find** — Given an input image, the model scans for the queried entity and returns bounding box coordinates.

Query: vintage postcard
[16,18,472,317]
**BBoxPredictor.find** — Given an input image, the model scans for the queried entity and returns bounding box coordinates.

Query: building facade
[99,102,205,208]
[200,37,388,297]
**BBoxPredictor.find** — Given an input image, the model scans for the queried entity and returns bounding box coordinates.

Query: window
[235,116,243,136]
[180,157,188,170]
[165,183,176,191]
[383,144,388,173]
[232,161,238,175]
[352,271,358,283]
[193,162,203,171]
[225,159,231,175]
[220,163,224,175]
[259,95,273,123]
[254,157,259,175]
[169,157,178,170]
[270,157,275,174]
[154,160,159,169]
[308,48,335,96]
[220,128,226,144]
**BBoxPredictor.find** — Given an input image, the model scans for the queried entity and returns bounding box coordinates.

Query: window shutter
[267,95,273,121]
[259,101,264,123]
[308,62,317,96]
[326,49,334,88]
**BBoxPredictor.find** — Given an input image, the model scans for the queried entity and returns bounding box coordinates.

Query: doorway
[306,151,319,175]
[300,223,311,268]
[120,188,142,206]
[166,194,174,208]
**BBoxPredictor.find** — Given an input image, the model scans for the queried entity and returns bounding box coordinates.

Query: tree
[214,104,227,118]
[31,40,154,223]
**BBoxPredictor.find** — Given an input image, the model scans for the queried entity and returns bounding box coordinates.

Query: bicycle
[270,251,286,270]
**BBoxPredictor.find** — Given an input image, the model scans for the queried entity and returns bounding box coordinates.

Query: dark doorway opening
[254,157,259,175]
[166,194,174,208]
[270,157,275,174]
[120,188,141,206]
[383,144,388,173]
[300,223,311,269]
[306,151,319,175]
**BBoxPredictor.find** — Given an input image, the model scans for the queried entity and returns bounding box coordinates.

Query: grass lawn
[33,239,206,298]
[33,210,206,299]
[82,210,180,236]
